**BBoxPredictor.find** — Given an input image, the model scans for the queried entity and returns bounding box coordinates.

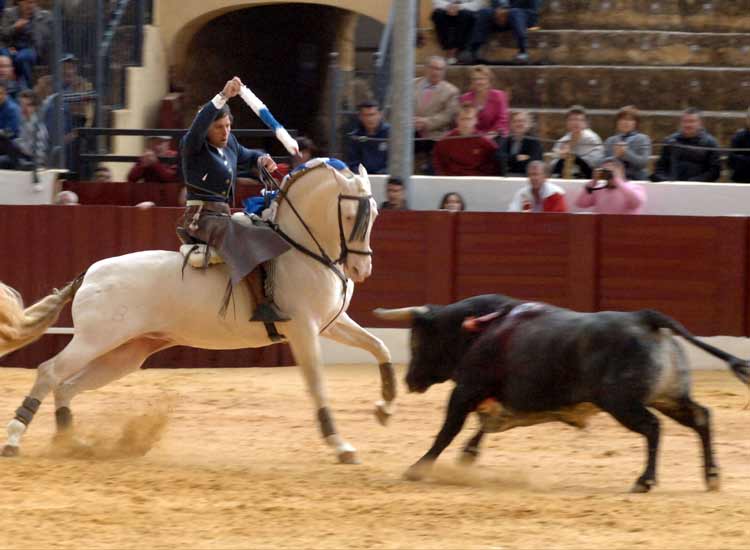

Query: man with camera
[574,157,646,215]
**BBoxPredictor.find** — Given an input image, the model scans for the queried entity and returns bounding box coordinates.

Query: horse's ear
[331,165,350,188]
[358,164,368,179]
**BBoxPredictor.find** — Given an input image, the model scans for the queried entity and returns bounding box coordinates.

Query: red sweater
[433,130,499,176]
[127,150,178,183]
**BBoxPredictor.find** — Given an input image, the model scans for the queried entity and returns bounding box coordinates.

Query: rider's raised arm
[181,95,226,155]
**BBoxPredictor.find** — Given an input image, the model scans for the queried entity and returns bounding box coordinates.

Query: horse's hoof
[629,480,654,494]
[403,463,429,481]
[337,450,361,465]
[1,445,19,457]
[374,403,393,426]
[458,451,479,466]
[706,474,721,492]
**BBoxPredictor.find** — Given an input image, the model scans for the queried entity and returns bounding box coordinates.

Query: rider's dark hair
[214,103,234,124]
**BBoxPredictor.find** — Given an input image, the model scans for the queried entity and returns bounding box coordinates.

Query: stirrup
[250,302,290,323]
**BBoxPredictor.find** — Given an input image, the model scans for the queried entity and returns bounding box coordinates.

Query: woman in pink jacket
[460,65,509,137]
[575,157,647,214]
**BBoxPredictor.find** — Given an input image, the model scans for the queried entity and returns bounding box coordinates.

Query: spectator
[380,177,408,210]
[604,105,652,181]
[55,190,79,205]
[0,0,51,88]
[13,89,47,169]
[438,191,466,211]
[431,1,483,64]
[508,160,568,212]
[433,104,498,176]
[728,107,750,183]
[93,165,112,182]
[347,100,390,175]
[0,81,21,138]
[0,54,20,99]
[575,157,646,214]
[551,105,604,179]
[496,110,543,176]
[127,136,178,183]
[651,108,721,182]
[276,136,317,177]
[460,65,509,137]
[468,0,541,65]
[61,54,93,129]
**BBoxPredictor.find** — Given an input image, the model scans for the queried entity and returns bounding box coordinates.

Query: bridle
[259,165,374,331]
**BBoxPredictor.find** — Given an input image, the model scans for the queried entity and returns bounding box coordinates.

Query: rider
[178,76,291,323]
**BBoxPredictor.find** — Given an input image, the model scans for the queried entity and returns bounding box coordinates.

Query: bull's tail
[638,309,750,388]
[0,272,86,359]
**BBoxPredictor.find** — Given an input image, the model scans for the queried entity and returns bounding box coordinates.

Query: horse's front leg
[286,320,359,464]
[323,312,396,425]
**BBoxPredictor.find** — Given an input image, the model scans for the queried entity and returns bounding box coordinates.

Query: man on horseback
[178,76,291,323]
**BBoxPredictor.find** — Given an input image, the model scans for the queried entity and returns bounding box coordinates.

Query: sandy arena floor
[0,364,748,550]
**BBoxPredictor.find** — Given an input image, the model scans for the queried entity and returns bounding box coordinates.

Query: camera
[595,168,614,181]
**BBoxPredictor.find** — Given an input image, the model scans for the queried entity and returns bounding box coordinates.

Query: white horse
[0,161,395,462]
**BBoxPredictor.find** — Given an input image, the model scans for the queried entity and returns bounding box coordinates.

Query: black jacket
[495,134,544,176]
[651,129,721,182]
[729,128,750,183]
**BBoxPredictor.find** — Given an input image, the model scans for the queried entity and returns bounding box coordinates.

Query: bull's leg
[600,401,661,493]
[287,322,358,464]
[404,386,485,481]
[652,398,719,491]
[459,429,486,465]
[322,313,396,425]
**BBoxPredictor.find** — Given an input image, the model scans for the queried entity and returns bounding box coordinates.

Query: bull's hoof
[629,479,655,493]
[1,445,19,457]
[403,462,431,481]
[337,450,361,465]
[706,471,721,492]
[374,401,393,426]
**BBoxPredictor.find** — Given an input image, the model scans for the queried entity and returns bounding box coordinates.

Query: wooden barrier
[1,206,748,368]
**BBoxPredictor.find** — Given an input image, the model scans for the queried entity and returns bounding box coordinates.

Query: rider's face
[208,115,231,148]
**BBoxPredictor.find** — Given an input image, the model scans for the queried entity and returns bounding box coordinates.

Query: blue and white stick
[239,85,299,156]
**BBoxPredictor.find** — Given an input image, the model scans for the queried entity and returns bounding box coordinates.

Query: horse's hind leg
[53,337,172,435]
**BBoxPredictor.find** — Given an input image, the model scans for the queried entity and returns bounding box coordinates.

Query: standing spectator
[575,157,646,214]
[604,105,652,181]
[380,177,408,210]
[13,89,47,169]
[61,54,94,128]
[93,165,113,182]
[347,100,390,175]
[508,160,568,212]
[651,108,721,182]
[433,104,498,176]
[413,55,459,173]
[460,65,509,137]
[0,54,20,99]
[438,191,466,211]
[550,105,604,179]
[468,0,541,65]
[128,136,178,183]
[0,0,51,88]
[496,110,543,176]
[728,108,750,183]
[431,1,483,64]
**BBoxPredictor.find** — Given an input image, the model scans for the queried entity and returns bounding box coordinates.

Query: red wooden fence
[1,206,747,368]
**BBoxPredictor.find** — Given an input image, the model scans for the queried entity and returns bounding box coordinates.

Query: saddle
[178,212,256,268]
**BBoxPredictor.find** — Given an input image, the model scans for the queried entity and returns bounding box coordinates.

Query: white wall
[368,175,750,217]
[0,170,63,204]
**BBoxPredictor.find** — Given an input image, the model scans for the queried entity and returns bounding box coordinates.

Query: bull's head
[373,305,458,393]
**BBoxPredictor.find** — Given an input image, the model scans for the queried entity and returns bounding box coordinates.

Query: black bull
[374,294,750,493]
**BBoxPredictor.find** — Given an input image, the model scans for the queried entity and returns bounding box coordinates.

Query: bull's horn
[373,306,429,321]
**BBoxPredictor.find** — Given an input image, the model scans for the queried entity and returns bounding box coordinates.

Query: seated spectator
[380,177,408,210]
[433,104,498,176]
[0,81,20,139]
[431,1,483,64]
[276,136,317,177]
[55,190,79,205]
[496,110,543,176]
[127,136,178,183]
[604,105,652,181]
[550,105,604,179]
[62,54,94,128]
[728,107,750,183]
[93,165,112,182]
[414,55,459,173]
[508,160,567,212]
[0,0,51,88]
[13,89,47,169]
[347,100,390,175]
[0,54,20,99]
[575,157,646,214]
[468,0,541,65]
[460,65,509,137]
[438,191,466,211]
[651,107,721,182]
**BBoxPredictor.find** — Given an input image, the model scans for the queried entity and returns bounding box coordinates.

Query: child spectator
[433,104,498,176]
[438,191,466,211]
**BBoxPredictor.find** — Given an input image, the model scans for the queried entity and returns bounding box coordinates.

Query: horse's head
[276,159,378,284]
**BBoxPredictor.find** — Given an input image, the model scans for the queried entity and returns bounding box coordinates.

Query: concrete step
[540,0,750,32]
[528,108,745,150]
[444,65,750,112]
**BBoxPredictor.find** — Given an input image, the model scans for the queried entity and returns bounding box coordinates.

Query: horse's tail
[0,272,86,359]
